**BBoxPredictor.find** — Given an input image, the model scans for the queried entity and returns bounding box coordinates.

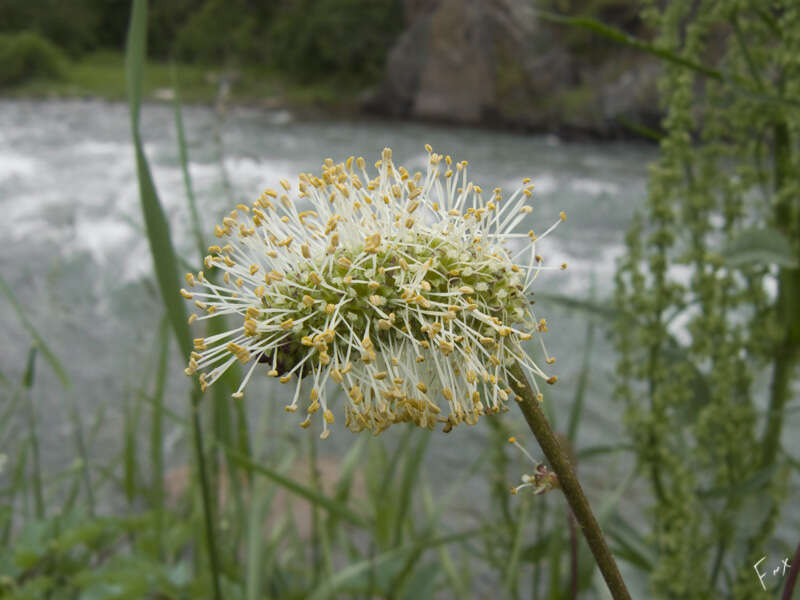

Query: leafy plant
[613,1,800,597]
[0,32,67,87]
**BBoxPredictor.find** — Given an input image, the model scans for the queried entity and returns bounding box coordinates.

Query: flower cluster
[181,147,563,438]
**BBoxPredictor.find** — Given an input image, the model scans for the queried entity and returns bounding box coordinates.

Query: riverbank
[1,50,363,112]
[2,50,661,142]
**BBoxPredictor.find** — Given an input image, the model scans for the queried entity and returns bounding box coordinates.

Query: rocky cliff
[364,0,662,138]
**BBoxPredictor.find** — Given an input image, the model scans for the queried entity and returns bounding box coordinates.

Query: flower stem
[782,537,800,600]
[190,389,223,600]
[510,362,630,600]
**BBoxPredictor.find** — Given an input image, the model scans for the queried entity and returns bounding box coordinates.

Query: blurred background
[1,1,798,599]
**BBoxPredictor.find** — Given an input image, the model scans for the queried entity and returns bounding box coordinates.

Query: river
[1,98,658,589]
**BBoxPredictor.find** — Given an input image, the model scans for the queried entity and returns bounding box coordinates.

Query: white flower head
[182,147,564,438]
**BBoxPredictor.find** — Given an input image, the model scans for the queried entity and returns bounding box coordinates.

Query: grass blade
[22,347,44,519]
[125,2,221,597]
[150,315,169,557]
[307,528,487,600]
[136,391,369,528]
[0,274,94,514]
[0,275,70,389]
[392,429,430,545]
[567,281,596,445]
[172,63,206,263]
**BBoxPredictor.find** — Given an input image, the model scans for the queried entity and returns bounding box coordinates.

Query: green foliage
[614,1,800,597]
[0,0,99,56]
[266,0,403,84]
[0,0,402,87]
[174,0,274,65]
[0,32,67,88]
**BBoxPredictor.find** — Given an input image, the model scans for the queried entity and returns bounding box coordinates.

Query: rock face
[364,0,662,137]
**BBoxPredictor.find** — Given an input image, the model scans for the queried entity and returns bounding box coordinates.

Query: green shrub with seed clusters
[614,1,800,597]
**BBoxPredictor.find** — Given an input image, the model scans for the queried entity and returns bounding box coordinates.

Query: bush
[266,0,404,84]
[0,31,67,87]
[175,0,274,65]
[0,0,99,56]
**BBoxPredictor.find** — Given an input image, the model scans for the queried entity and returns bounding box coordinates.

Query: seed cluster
[181,147,563,438]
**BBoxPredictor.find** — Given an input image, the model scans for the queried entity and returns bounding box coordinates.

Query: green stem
[782,538,800,600]
[760,336,798,467]
[760,120,800,468]
[510,362,631,600]
[191,390,224,600]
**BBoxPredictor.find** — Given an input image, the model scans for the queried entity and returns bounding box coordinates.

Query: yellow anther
[417,382,427,393]
[281,318,294,330]
[188,314,198,324]
[302,294,315,307]
[546,376,558,385]
[180,288,193,299]
[324,409,335,424]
